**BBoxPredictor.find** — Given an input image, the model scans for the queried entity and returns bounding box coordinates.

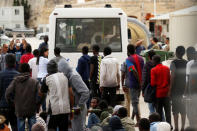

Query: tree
[16,0,20,6]
[21,0,25,5]
[13,0,20,6]
[23,0,31,26]
[13,0,31,26]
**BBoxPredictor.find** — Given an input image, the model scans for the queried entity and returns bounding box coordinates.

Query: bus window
[55,18,122,52]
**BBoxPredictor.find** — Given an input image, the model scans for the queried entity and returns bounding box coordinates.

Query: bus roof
[50,8,127,18]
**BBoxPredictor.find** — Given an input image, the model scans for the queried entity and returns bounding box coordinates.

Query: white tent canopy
[150,5,197,20]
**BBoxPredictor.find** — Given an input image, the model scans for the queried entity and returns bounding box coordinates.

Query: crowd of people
[0,35,196,131]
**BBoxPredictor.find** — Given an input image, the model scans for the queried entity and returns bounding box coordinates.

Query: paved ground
[14,37,190,130]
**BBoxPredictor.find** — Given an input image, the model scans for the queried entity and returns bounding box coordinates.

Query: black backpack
[144,84,156,103]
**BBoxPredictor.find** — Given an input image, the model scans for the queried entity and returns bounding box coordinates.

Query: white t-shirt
[28,57,38,79]
[37,56,49,78]
[186,60,194,83]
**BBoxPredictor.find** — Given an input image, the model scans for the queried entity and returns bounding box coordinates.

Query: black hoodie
[142,61,155,94]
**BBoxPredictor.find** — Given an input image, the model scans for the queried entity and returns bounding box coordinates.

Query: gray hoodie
[5,73,40,118]
[58,59,89,107]
[58,59,90,131]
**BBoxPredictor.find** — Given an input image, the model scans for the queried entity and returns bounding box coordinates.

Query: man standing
[20,44,34,64]
[0,44,8,71]
[58,59,89,131]
[100,47,120,107]
[0,53,19,131]
[142,50,156,114]
[40,60,73,130]
[52,47,66,63]
[121,56,131,116]
[186,50,197,129]
[170,46,187,131]
[151,55,171,125]
[126,44,144,125]
[6,63,40,131]
[76,46,90,87]
[90,45,102,97]
[38,36,48,50]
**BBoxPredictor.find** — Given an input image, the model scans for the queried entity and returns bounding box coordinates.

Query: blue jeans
[17,116,36,131]
[148,102,156,114]
[87,113,100,128]
[147,102,165,121]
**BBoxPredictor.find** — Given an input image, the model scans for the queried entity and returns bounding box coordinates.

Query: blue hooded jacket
[76,54,90,82]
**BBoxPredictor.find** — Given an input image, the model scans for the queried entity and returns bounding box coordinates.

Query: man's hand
[122,86,129,93]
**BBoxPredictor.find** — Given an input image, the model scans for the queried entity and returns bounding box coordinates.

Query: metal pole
[154,0,157,16]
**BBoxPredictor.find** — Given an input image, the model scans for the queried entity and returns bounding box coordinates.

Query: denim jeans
[87,113,100,128]
[17,115,36,131]
[148,102,156,114]
[148,102,165,121]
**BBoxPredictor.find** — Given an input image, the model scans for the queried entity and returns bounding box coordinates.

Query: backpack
[189,60,197,94]
[144,84,156,103]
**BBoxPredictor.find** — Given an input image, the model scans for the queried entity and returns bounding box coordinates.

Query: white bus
[49,6,150,67]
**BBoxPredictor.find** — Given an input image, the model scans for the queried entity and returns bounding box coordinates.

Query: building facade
[0,6,24,29]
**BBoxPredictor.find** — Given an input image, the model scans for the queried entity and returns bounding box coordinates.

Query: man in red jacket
[151,55,171,125]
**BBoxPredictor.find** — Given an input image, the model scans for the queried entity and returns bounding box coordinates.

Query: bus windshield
[55,18,122,52]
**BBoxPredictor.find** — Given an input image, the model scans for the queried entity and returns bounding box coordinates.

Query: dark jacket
[142,61,155,94]
[76,54,90,82]
[5,73,40,118]
[0,68,19,108]
[38,42,48,50]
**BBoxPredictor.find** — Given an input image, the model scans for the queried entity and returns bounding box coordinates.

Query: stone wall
[0,0,196,28]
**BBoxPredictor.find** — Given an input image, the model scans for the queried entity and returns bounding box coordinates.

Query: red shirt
[151,64,170,98]
[20,53,34,63]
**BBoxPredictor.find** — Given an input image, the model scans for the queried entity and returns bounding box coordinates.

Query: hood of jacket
[82,55,90,61]
[146,61,154,68]
[14,73,30,83]
[121,117,135,127]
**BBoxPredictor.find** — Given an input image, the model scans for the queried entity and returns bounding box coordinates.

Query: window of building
[40,27,43,33]
[16,24,20,28]
[15,9,20,15]
[55,18,122,52]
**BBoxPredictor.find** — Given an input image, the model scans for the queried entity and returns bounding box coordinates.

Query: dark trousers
[48,113,69,131]
[0,108,18,131]
[156,97,171,125]
[37,78,46,112]
[91,82,101,98]
[101,87,116,107]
